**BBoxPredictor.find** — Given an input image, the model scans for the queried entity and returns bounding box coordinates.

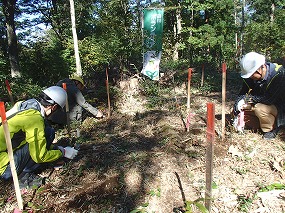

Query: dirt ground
[1,74,285,213]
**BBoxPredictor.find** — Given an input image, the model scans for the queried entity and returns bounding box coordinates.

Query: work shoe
[19,173,44,189]
[263,128,279,140]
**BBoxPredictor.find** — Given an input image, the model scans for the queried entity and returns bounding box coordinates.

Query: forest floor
[1,72,285,213]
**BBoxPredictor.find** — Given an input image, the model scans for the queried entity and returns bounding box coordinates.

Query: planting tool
[0,102,23,211]
[221,63,227,141]
[105,66,111,119]
[186,68,192,132]
[205,102,215,212]
[5,80,15,105]
[62,83,71,137]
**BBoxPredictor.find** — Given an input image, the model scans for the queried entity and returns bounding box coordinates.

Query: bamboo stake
[221,63,227,141]
[173,76,187,130]
[0,102,23,211]
[106,67,111,119]
[205,102,215,212]
[62,83,70,137]
[5,80,14,105]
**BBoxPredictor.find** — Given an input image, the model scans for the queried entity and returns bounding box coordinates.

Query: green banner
[141,9,164,80]
[143,9,164,51]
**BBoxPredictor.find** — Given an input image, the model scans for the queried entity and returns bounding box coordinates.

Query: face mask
[45,108,53,117]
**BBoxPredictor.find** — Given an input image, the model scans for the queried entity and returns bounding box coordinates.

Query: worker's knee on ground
[254,103,277,117]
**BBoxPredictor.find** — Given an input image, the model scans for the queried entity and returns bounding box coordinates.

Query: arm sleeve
[250,70,285,105]
[21,110,63,163]
[74,90,99,116]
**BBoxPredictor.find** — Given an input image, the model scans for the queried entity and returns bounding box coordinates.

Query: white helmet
[42,86,67,108]
[240,52,265,78]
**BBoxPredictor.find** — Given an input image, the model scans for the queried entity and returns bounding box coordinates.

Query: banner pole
[0,102,23,211]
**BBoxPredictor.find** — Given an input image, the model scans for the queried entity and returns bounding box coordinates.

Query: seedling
[185,198,209,213]
[237,194,253,212]
[149,188,161,197]
[130,203,149,213]
[258,183,285,192]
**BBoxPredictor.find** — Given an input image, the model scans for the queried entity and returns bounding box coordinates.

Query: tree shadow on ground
[39,109,207,212]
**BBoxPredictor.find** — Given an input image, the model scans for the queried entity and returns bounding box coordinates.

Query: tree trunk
[2,0,21,78]
[69,0,82,76]
[173,3,181,61]
[270,3,275,25]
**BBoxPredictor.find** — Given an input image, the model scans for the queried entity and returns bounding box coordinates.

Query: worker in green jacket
[0,86,78,188]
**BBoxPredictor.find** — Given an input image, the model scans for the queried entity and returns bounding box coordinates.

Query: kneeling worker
[0,86,78,188]
[233,52,285,139]
[50,74,104,125]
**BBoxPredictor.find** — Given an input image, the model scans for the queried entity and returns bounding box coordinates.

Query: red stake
[0,102,23,211]
[62,83,70,136]
[186,68,192,132]
[5,80,14,105]
[106,67,111,119]
[205,102,215,212]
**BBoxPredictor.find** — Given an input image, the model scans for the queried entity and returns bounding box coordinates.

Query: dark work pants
[0,126,55,180]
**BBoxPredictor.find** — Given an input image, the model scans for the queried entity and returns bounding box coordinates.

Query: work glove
[96,110,105,118]
[233,95,246,116]
[58,146,78,159]
[237,99,245,112]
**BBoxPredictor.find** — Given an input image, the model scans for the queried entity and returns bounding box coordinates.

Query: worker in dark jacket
[233,52,285,139]
[50,74,103,125]
[0,86,78,188]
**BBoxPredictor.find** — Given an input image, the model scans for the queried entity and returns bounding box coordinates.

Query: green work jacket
[0,108,63,175]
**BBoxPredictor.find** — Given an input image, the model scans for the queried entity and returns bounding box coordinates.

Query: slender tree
[2,0,21,77]
[69,0,82,76]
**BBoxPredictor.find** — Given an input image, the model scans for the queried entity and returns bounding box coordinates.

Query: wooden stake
[0,102,23,211]
[106,67,111,119]
[221,63,227,141]
[186,68,192,111]
[62,83,70,137]
[5,80,15,105]
[186,68,192,132]
[205,102,215,212]
[200,64,205,87]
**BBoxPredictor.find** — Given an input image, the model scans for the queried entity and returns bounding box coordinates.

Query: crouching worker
[49,74,104,125]
[0,86,78,188]
[233,52,285,139]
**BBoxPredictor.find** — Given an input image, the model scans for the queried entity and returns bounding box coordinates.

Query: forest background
[0,0,284,102]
